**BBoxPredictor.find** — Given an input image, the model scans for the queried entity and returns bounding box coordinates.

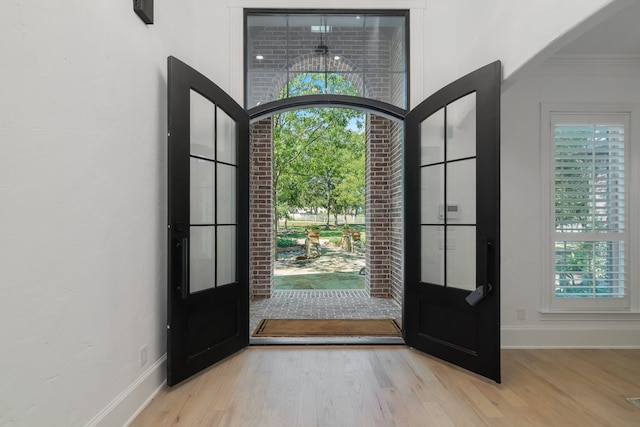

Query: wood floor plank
[130,348,640,427]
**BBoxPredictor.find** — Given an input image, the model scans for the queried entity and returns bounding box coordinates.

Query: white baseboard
[501,326,640,349]
[85,354,167,427]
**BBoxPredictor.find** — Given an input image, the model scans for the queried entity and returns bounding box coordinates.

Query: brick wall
[247,22,407,301]
[365,114,392,297]
[247,25,404,107]
[249,118,274,298]
[389,120,404,305]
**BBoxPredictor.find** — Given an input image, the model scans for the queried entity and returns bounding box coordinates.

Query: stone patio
[249,289,402,336]
[249,239,402,337]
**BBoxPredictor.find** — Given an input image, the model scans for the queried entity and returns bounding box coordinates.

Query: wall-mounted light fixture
[134,0,153,24]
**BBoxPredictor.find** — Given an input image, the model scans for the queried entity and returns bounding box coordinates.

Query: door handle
[179,238,189,299]
[466,239,492,306]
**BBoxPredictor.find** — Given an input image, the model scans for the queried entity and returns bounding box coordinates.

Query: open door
[167,56,249,386]
[404,61,501,382]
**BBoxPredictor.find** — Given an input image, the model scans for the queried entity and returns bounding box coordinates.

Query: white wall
[0,1,231,425]
[1,0,636,425]
[501,57,640,348]
[421,0,625,97]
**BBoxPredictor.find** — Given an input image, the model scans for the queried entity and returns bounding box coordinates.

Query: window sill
[539,310,640,321]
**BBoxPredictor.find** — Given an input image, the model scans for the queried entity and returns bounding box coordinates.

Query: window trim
[540,103,640,316]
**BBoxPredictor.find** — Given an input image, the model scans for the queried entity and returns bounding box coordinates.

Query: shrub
[277,237,298,248]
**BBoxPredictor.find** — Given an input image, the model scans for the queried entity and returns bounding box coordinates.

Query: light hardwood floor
[131,347,640,426]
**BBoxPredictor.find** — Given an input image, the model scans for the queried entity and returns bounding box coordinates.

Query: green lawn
[274,272,365,290]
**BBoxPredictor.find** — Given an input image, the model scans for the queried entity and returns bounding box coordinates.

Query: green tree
[272,73,365,256]
[333,132,366,224]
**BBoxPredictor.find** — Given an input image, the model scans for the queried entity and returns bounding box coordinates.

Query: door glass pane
[421,165,444,224]
[217,164,236,224]
[446,159,476,224]
[190,90,215,160]
[190,226,215,293]
[421,226,444,285]
[190,158,215,224]
[217,226,236,286]
[420,108,445,165]
[446,92,476,161]
[216,107,236,165]
[446,226,476,291]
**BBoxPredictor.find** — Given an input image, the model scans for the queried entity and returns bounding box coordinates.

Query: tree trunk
[326,193,331,228]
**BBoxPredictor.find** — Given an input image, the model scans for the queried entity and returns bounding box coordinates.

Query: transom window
[245,11,408,109]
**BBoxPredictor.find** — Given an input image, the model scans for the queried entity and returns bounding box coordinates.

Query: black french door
[404,61,502,382]
[165,56,500,385]
[167,56,249,386]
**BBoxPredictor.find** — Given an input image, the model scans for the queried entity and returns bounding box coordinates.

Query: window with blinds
[552,114,628,301]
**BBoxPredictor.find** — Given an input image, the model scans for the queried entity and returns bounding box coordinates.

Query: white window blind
[553,114,628,301]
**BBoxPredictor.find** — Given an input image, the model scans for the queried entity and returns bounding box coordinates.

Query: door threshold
[250,336,405,346]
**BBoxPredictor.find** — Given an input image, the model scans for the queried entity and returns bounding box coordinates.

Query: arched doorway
[247,96,406,338]
[248,99,406,293]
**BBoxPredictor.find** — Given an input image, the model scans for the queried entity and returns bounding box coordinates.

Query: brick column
[388,24,406,305]
[389,121,404,305]
[366,114,392,297]
[249,118,274,298]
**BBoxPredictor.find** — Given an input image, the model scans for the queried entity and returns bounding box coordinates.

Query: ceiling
[558,1,640,55]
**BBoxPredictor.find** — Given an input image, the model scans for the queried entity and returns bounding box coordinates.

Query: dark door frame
[248,94,406,124]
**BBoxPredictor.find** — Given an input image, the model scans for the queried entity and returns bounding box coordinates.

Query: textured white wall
[0,1,230,425]
[421,0,622,97]
[501,58,640,347]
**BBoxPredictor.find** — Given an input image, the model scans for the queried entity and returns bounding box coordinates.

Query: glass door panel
[216,107,237,165]
[421,165,444,224]
[445,227,476,291]
[190,226,215,293]
[189,89,217,295]
[190,158,215,224]
[217,225,236,286]
[188,94,239,292]
[217,163,237,224]
[420,108,445,165]
[419,93,479,291]
[190,90,216,160]
[446,92,476,161]
[421,226,444,285]
[446,159,476,225]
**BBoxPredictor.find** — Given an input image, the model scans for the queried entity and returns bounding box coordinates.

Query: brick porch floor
[249,290,402,336]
